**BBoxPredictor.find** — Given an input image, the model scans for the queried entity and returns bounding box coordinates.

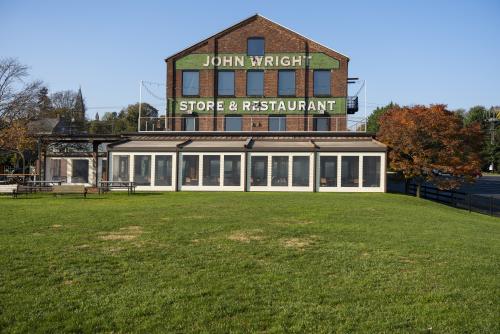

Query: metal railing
[138,115,367,133]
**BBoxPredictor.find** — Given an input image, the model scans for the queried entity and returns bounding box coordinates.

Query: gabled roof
[165,13,349,61]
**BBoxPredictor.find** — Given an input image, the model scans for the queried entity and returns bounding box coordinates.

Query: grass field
[0,192,499,333]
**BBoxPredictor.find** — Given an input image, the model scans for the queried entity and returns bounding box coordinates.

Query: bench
[52,185,87,198]
[98,181,136,195]
[0,184,18,198]
[13,185,39,198]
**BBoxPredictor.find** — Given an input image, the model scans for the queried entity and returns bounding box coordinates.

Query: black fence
[388,179,500,217]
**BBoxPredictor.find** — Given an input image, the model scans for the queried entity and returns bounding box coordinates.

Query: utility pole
[486,107,499,171]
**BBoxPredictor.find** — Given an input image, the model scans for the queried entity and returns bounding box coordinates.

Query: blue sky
[1,0,499,118]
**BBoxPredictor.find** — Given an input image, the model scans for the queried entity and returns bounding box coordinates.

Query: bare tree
[0,58,43,124]
[50,90,77,110]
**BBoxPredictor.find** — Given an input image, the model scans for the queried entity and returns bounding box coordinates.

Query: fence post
[490,196,493,216]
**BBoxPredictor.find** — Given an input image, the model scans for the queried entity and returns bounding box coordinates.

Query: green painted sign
[168,97,346,115]
[176,53,339,70]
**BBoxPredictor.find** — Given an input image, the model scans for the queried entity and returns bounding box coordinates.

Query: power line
[141,81,166,101]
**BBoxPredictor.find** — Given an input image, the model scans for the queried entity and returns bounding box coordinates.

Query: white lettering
[292,56,302,66]
[268,101,277,111]
[251,56,263,66]
[278,101,286,111]
[281,56,290,66]
[206,101,214,111]
[222,56,232,67]
[242,101,251,111]
[179,101,188,111]
[259,101,268,111]
[317,101,326,112]
[307,101,316,111]
[264,56,273,67]
[217,101,224,111]
[234,56,244,67]
[202,56,210,67]
[196,101,206,111]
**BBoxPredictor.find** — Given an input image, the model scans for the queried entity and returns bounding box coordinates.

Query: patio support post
[92,141,99,187]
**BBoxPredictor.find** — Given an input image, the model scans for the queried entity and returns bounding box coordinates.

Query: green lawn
[0,192,499,333]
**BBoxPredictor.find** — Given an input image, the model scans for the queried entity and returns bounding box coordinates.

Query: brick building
[40,14,387,193]
[164,14,356,132]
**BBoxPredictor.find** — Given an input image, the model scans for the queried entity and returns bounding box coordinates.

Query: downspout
[304,42,310,131]
[175,148,180,192]
[213,38,219,131]
[244,137,253,192]
[311,140,319,192]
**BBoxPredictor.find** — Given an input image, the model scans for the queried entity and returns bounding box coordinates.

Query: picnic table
[98,181,136,195]
[25,180,62,192]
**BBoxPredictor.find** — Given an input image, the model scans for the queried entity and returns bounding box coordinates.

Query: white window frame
[109,152,176,191]
[178,152,245,191]
[316,152,385,192]
[248,152,314,192]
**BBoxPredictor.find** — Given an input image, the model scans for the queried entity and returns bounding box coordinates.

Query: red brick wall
[166,15,349,131]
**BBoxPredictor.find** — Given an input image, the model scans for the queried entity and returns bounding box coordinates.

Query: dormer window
[247,37,265,56]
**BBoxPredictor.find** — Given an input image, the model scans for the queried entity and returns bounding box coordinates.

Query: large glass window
[71,159,89,183]
[225,116,242,131]
[313,70,331,96]
[272,156,289,187]
[278,70,296,96]
[218,71,235,96]
[269,116,286,132]
[51,159,65,181]
[363,156,381,187]
[251,156,267,186]
[224,155,241,186]
[247,70,264,96]
[113,155,129,182]
[182,71,199,96]
[341,156,359,187]
[100,159,107,182]
[182,155,199,186]
[292,156,309,187]
[134,155,151,186]
[203,155,220,186]
[183,116,197,131]
[320,156,337,187]
[155,155,172,186]
[247,37,265,56]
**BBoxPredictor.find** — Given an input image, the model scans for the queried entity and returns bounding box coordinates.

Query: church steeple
[74,86,86,122]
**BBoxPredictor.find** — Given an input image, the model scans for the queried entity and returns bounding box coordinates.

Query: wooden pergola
[36,134,122,186]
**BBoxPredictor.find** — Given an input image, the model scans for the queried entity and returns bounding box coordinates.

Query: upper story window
[247,70,264,96]
[314,70,331,96]
[217,71,235,96]
[278,70,296,96]
[224,115,242,131]
[183,115,197,131]
[269,116,286,132]
[314,116,330,131]
[182,71,199,96]
[247,37,265,56]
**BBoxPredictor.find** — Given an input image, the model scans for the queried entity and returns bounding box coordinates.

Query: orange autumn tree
[378,104,483,196]
[0,121,36,170]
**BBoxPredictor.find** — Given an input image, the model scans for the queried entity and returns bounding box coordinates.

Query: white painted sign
[202,55,313,68]
[179,100,336,113]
